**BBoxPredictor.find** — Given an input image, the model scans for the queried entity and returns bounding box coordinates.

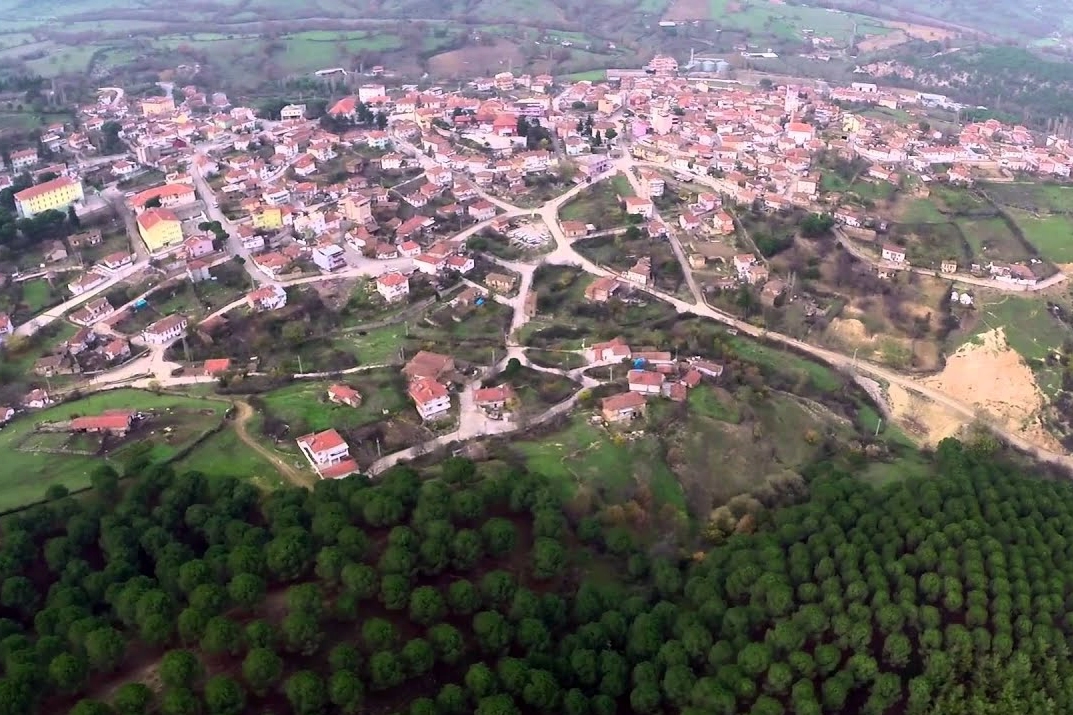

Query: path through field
[233,401,312,487]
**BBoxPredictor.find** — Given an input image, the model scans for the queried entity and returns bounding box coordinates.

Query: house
[64,327,96,355]
[98,252,134,273]
[409,377,452,421]
[485,272,517,293]
[941,260,958,274]
[585,276,622,302]
[475,384,515,412]
[141,314,188,344]
[187,260,212,283]
[626,258,651,286]
[183,236,215,260]
[70,411,134,435]
[561,221,590,238]
[246,284,288,311]
[628,369,665,395]
[23,389,53,409]
[203,358,232,376]
[414,254,446,275]
[34,354,74,377]
[601,392,646,423]
[0,407,14,424]
[403,351,454,381]
[68,271,108,297]
[14,176,84,219]
[297,429,356,477]
[102,338,131,361]
[691,360,724,379]
[280,103,306,120]
[70,297,115,326]
[624,196,654,219]
[588,336,631,362]
[68,230,103,249]
[468,200,497,221]
[376,272,410,302]
[712,211,735,235]
[312,244,347,272]
[445,255,475,274]
[253,252,292,277]
[733,253,758,279]
[881,245,906,263]
[0,313,10,341]
[9,147,38,171]
[43,241,68,263]
[328,384,362,408]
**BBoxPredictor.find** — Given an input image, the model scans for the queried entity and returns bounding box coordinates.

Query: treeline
[5,432,1073,715]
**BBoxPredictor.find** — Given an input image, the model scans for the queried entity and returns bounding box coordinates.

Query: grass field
[260,373,409,434]
[172,425,285,489]
[1005,209,1073,263]
[559,182,629,230]
[728,337,843,392]
[956,216,1033,264]
[0,390,230,512]
[899,197,948,223]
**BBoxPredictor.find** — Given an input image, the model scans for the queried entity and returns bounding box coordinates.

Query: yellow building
[842,114,862,134]
[137,208,183,252]
[141,95,176,116]
[14,177,84,219]
[252,207,283,230]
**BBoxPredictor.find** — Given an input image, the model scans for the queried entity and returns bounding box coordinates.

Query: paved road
[14,261,149,337]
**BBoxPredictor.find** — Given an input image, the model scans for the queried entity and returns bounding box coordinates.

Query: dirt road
[233,401,312,487]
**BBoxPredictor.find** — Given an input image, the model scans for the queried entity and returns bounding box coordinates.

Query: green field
[260,373,409,434]
[1006,209,1073,263]
[334,323,409,366]
[171,425,285,489]
[956,216,1032,264]
[0,389,230,512]
[899,197,948,223]
[727,337,843,392]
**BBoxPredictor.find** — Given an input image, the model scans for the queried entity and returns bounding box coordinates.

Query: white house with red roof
[0,313,11,341]
[142,314,188,344]
[327,384,362,408]
[628,369,665,395]
[414,254,446,275]
[297,428,357,478]
[409,377,452,421]
[246,284,288,311]
[376,272,410,302]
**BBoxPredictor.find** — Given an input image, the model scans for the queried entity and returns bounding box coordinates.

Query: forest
[5,438,1073,715]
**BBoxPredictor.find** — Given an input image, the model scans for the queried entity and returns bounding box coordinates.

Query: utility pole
[297,354,304,374]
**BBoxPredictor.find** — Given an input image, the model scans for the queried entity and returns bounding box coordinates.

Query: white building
[246,284,288,311]
[409,377,451,421]
[312,244,347,272]
[280,104,307,121]
[297,429,351,468]
[141,314,188,344]
[376,272,410,302]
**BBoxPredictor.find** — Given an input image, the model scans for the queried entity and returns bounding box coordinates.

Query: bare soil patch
[921,327,1062,450]
[858,30,910,53]
[428,40,525,78]
[662,0,712,21]
[886,383,965,445]
[888,20,958,41]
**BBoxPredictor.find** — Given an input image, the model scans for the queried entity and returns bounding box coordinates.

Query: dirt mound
[921,328,1061,450]
[886,382,965,445]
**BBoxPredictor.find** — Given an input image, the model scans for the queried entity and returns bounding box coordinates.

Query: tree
[285,671,327,715]
[113,683,153,715]
[160,688,200,715]
[228,573,266,611]
[409,586,447,626]
[473,611,512,655]
[380,574,411,611]
[401,638,435,677]
[476,694,519,715]
[49,652,89,693]
[465,662,497,698]
[369,651,405,690]
[282,612,323,656]
[341,562,378,600]
[437,683,468,715]
[69,700,113,715]
[523,669,561,711]
[531,538,566,580]
[630,683,662,714]
[160,650,203,690]
[428,623,466,665]
[451,529,484,570]
[201,616,243,656]
[84,627,125,673]
[448,579,482,615]
[242,648,282,696]
[363,617,399,651]
[204,675,246,715]
[328,670,364,714]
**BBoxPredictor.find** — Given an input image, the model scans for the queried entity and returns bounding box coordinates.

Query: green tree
[363,617,398,651]
[369,651,405,690]
[49,652,89,693]
[285,671,327,715]
[242,648,282,696]
[476,694,519,715]
[84,627,126,673]
[409,586,447,626]
[401,638,435,677]
[473,611,512,655]
[113,683,153,715]
[531,538,565,579]
[282,612,323,656]
[228,573,266,611]
[204,675,246,715]
[328,670,364,714]
[160,650,203,690]
[447,579,482,615]
[465,662,498,698]
[522,669,561,711]
[428,623,466,665]
[380,574,411,611]
[160,688,200,715]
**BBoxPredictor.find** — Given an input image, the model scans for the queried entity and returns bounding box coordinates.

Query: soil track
[234,401,311,487]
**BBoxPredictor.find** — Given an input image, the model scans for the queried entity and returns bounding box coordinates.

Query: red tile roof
[15,176,79,201]
[70,411,134,432]
[137,208,179,230]
[298,428,347,454]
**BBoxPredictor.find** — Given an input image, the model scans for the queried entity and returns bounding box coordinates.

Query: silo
[715,59,731,75]
[701,59,716,72]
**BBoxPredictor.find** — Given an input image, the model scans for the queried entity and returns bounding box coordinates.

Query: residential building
[0,407,14,424]
[414,254,446,275]
[588,336,631,362]
[881,245,906,263]
[328,384,362,408]
[376,272,410,302]
[409,377,452,421]
[183,236,214,260]
[137,208,184,252]
[468,200,497,221]
[280,104,306,120]
[628,369,665,394]
[312,244,347,272]
[297,429,355,477]
[14,176,84,218]
[9,148,38,171]
[141,314,188,344]
[68,271,108,296]
[475,384,515,412]
[253,252,292,277]
[624,196,653,218]
[445,255,474,274]
[69,297,115,325]
[585,276,622,302]
[626,257,651,285]
[403,351,454,381]
[203,358,232,376]
[601,392,646,423]
[129,184,196,213]
[246,284,288,311]
[98,252,134,272]
[23,389,53,409]
[140,95,175,116]
[102,338,131,361]
[485,272,517,293]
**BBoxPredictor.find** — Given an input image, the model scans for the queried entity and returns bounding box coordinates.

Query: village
[2,51,1073,484]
